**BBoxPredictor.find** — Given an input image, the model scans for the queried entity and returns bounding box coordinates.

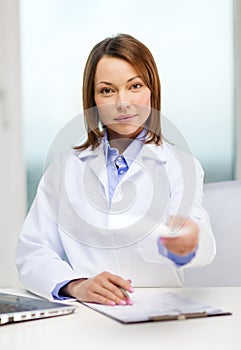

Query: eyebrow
[96,75,142,86]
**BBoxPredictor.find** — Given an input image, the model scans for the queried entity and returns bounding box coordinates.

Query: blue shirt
[52,130,196,299]
[103,128,146,203]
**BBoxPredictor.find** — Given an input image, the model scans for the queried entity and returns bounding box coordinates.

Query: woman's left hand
[160,216,199,256]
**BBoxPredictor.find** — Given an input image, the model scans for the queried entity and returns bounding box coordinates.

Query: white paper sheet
[152,223,191,238]
[82,289,228,323]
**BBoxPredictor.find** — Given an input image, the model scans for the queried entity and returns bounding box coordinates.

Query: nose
[115,91,130,111]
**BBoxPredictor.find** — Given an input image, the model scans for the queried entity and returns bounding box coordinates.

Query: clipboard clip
[149,311,208,321]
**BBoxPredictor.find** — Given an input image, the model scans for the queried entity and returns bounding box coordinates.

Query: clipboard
[82,289,232,324]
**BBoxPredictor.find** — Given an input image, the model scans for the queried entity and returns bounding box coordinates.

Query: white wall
[184,180,241,286]
[235,0,241,179]
[20,0,234,209]
[0,0,26,287]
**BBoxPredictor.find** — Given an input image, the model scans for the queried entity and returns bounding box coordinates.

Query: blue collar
[103,128,146,167]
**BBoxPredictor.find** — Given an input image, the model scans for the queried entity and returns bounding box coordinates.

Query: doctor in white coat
[16,34,216,306]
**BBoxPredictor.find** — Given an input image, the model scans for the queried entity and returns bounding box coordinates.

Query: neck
[109,138,132,154]
[107,127,143,153]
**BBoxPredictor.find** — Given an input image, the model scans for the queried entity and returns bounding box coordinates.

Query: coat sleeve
[16,174,83,300]
[182,158,217,268]
[166,148,217,269]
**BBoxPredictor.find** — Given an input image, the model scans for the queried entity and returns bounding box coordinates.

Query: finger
[88,292,117,306]
[101,273,134,303]
[76,281,119,305]
[91,291,133,306]
[102,280,133,303]
[102,280,127,299]
[94,285,128,305]
[95,272,134,303]
[118,288,133,305]
[106,273,134,293]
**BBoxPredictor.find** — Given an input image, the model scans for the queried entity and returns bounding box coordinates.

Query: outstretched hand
[160,216,199,256]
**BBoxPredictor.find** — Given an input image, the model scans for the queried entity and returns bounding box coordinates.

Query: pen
[119,287,129,299]
[119,288,133,305]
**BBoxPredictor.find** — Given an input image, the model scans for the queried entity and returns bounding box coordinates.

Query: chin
[113,125,141,137]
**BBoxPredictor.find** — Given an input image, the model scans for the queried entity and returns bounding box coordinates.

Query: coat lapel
[77,145,109,202]
[76,142,167,206]
[121,143,167,180]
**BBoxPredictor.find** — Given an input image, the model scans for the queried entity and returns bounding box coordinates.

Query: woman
[16,34,216,306]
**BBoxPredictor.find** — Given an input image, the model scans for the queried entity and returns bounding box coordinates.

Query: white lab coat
[16,140,216,300]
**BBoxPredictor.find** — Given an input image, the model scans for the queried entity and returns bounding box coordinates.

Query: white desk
[0,287,240,350]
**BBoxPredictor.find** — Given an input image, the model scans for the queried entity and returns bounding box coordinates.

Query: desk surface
[0,287,240,350]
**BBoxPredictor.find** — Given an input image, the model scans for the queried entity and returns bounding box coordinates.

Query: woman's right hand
[61,271,134,306]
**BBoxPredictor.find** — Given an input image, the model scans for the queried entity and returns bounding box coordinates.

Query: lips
[114,114,136,122]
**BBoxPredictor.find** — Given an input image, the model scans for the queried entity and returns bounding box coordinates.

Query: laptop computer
[0,292,76,325]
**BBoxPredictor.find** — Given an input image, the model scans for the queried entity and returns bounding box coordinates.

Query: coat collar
[74,140,168,199]
[76,139,168,164]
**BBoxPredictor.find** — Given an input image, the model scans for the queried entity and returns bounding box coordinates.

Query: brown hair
[76,33,162,150]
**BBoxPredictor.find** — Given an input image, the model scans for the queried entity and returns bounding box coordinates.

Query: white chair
[184,180,241,287]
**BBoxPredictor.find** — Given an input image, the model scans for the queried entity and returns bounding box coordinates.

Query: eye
[130,83,143,90]
[100,87,114,95]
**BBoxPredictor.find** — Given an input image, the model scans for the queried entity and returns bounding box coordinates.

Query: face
[94,56,151,139]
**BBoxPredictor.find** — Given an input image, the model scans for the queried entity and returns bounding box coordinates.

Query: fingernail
[109,301,116,306]
[127,299,133,305]
[129,287,135,293]
[119,300,127,305]
[159,238,167,244]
